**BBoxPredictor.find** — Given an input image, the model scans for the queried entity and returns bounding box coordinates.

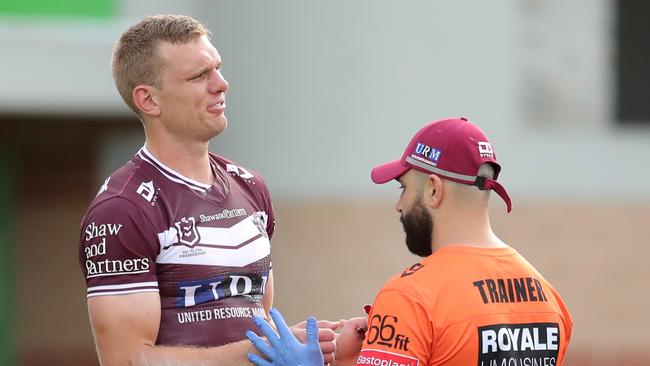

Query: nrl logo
[175,216,200,246]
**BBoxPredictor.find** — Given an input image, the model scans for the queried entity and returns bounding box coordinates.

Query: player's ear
[132,85,161,117]
[423,174,443,209]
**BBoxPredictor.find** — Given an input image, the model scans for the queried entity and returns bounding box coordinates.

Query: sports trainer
[248,117,573,366]
[78,14,336,366]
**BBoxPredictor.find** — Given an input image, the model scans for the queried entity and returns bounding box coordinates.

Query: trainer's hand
[335,316,367,365]
[247,308,324,366]
[291,318,339,363]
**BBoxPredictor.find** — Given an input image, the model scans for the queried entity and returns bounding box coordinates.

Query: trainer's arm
[88,292,255,366]
[331,316,367,366]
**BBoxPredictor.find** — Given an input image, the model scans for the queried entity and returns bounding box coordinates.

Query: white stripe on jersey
[156,235,270,267]
[86,269,150,278]
[86,288,160,298]
[156,214,270,267]
[88,281,159,292]
[158,212,266,249]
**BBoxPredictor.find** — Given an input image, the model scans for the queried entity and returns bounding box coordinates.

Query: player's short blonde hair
[111,14,209,115]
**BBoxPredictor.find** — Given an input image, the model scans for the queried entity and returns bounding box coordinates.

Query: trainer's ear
[132,85,161,117]
[423,174,443,209]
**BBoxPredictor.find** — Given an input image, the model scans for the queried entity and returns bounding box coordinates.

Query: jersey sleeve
[547,284,573,365]
[262,192,275,239]
[252,172,275,240]
[79,197,160,298]
[357,289,433,366]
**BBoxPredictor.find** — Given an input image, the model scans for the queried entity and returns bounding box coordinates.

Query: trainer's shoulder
[381,261,433,295]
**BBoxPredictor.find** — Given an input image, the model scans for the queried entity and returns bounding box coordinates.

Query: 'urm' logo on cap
[414,143,442,163]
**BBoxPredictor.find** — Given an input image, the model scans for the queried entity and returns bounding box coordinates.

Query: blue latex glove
[247,308,324,366]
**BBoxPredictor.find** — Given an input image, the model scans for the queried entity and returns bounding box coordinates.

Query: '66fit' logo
[367,314,411,351]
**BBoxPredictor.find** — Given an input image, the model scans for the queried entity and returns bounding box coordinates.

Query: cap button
[460,117,468,121]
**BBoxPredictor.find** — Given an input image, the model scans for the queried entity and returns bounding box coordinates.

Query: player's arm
[263,270,274,318]
[88,292,258,366]
[83,197,258,366]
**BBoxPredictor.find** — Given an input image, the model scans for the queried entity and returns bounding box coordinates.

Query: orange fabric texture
[356,246,573,366]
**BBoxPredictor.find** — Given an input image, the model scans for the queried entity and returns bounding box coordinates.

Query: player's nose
[208,69,229,94]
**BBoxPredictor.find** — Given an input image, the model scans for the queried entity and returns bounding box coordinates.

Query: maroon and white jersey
[79,147,275,347]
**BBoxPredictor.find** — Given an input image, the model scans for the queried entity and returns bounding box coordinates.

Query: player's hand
[247,308,325,366]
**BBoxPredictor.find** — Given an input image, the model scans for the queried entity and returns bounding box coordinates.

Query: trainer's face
[155,35,229,141]
[396,171,433,257]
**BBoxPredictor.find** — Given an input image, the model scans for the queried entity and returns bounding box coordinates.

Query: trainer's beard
[400,197,433,257]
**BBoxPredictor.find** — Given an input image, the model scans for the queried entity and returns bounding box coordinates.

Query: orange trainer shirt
[356,246,573,366]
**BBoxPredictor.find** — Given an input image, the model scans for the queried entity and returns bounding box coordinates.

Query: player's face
[396,171,433,257]
[155,36,229,142]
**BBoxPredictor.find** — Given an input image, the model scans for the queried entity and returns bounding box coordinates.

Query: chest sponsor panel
[478,323,559,366]
[158,297,267,347]
[174,272,269,308]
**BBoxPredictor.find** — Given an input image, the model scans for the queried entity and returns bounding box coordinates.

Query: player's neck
[144,135,214,185]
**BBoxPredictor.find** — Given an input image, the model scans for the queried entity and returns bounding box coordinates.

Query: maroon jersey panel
[80,197,160,295]
[79,147,275,347]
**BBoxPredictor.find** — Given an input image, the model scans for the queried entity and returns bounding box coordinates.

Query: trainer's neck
[431,210,506,252]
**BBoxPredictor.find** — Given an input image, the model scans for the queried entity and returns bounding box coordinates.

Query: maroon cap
[371,117,512,212]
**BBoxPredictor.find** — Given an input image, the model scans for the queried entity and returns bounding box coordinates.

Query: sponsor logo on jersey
[252,211,269,238]
[367,314,411,352]
[400,263,424,278]
[199,208,248,223]
[96,176,110,197]
[478,141,494,158]
[356,349,419,366]
[85,222,123,241]
[226,163,255,179]
[176,273,269,307]
[84,222,123,259]
[175,216,200,246]
[176,306,267,324]
[136,180,158,204]
[85,257,151,278]
[83,221,151,278]
[478,323,559,366]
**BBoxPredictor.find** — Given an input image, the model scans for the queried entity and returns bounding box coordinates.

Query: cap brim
[371,160,409,184]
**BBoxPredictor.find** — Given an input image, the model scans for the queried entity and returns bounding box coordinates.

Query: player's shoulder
[85,154,162,217]
[210,152,270,188]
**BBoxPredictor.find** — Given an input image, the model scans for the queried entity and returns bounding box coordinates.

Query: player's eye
[190,71,207,80]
